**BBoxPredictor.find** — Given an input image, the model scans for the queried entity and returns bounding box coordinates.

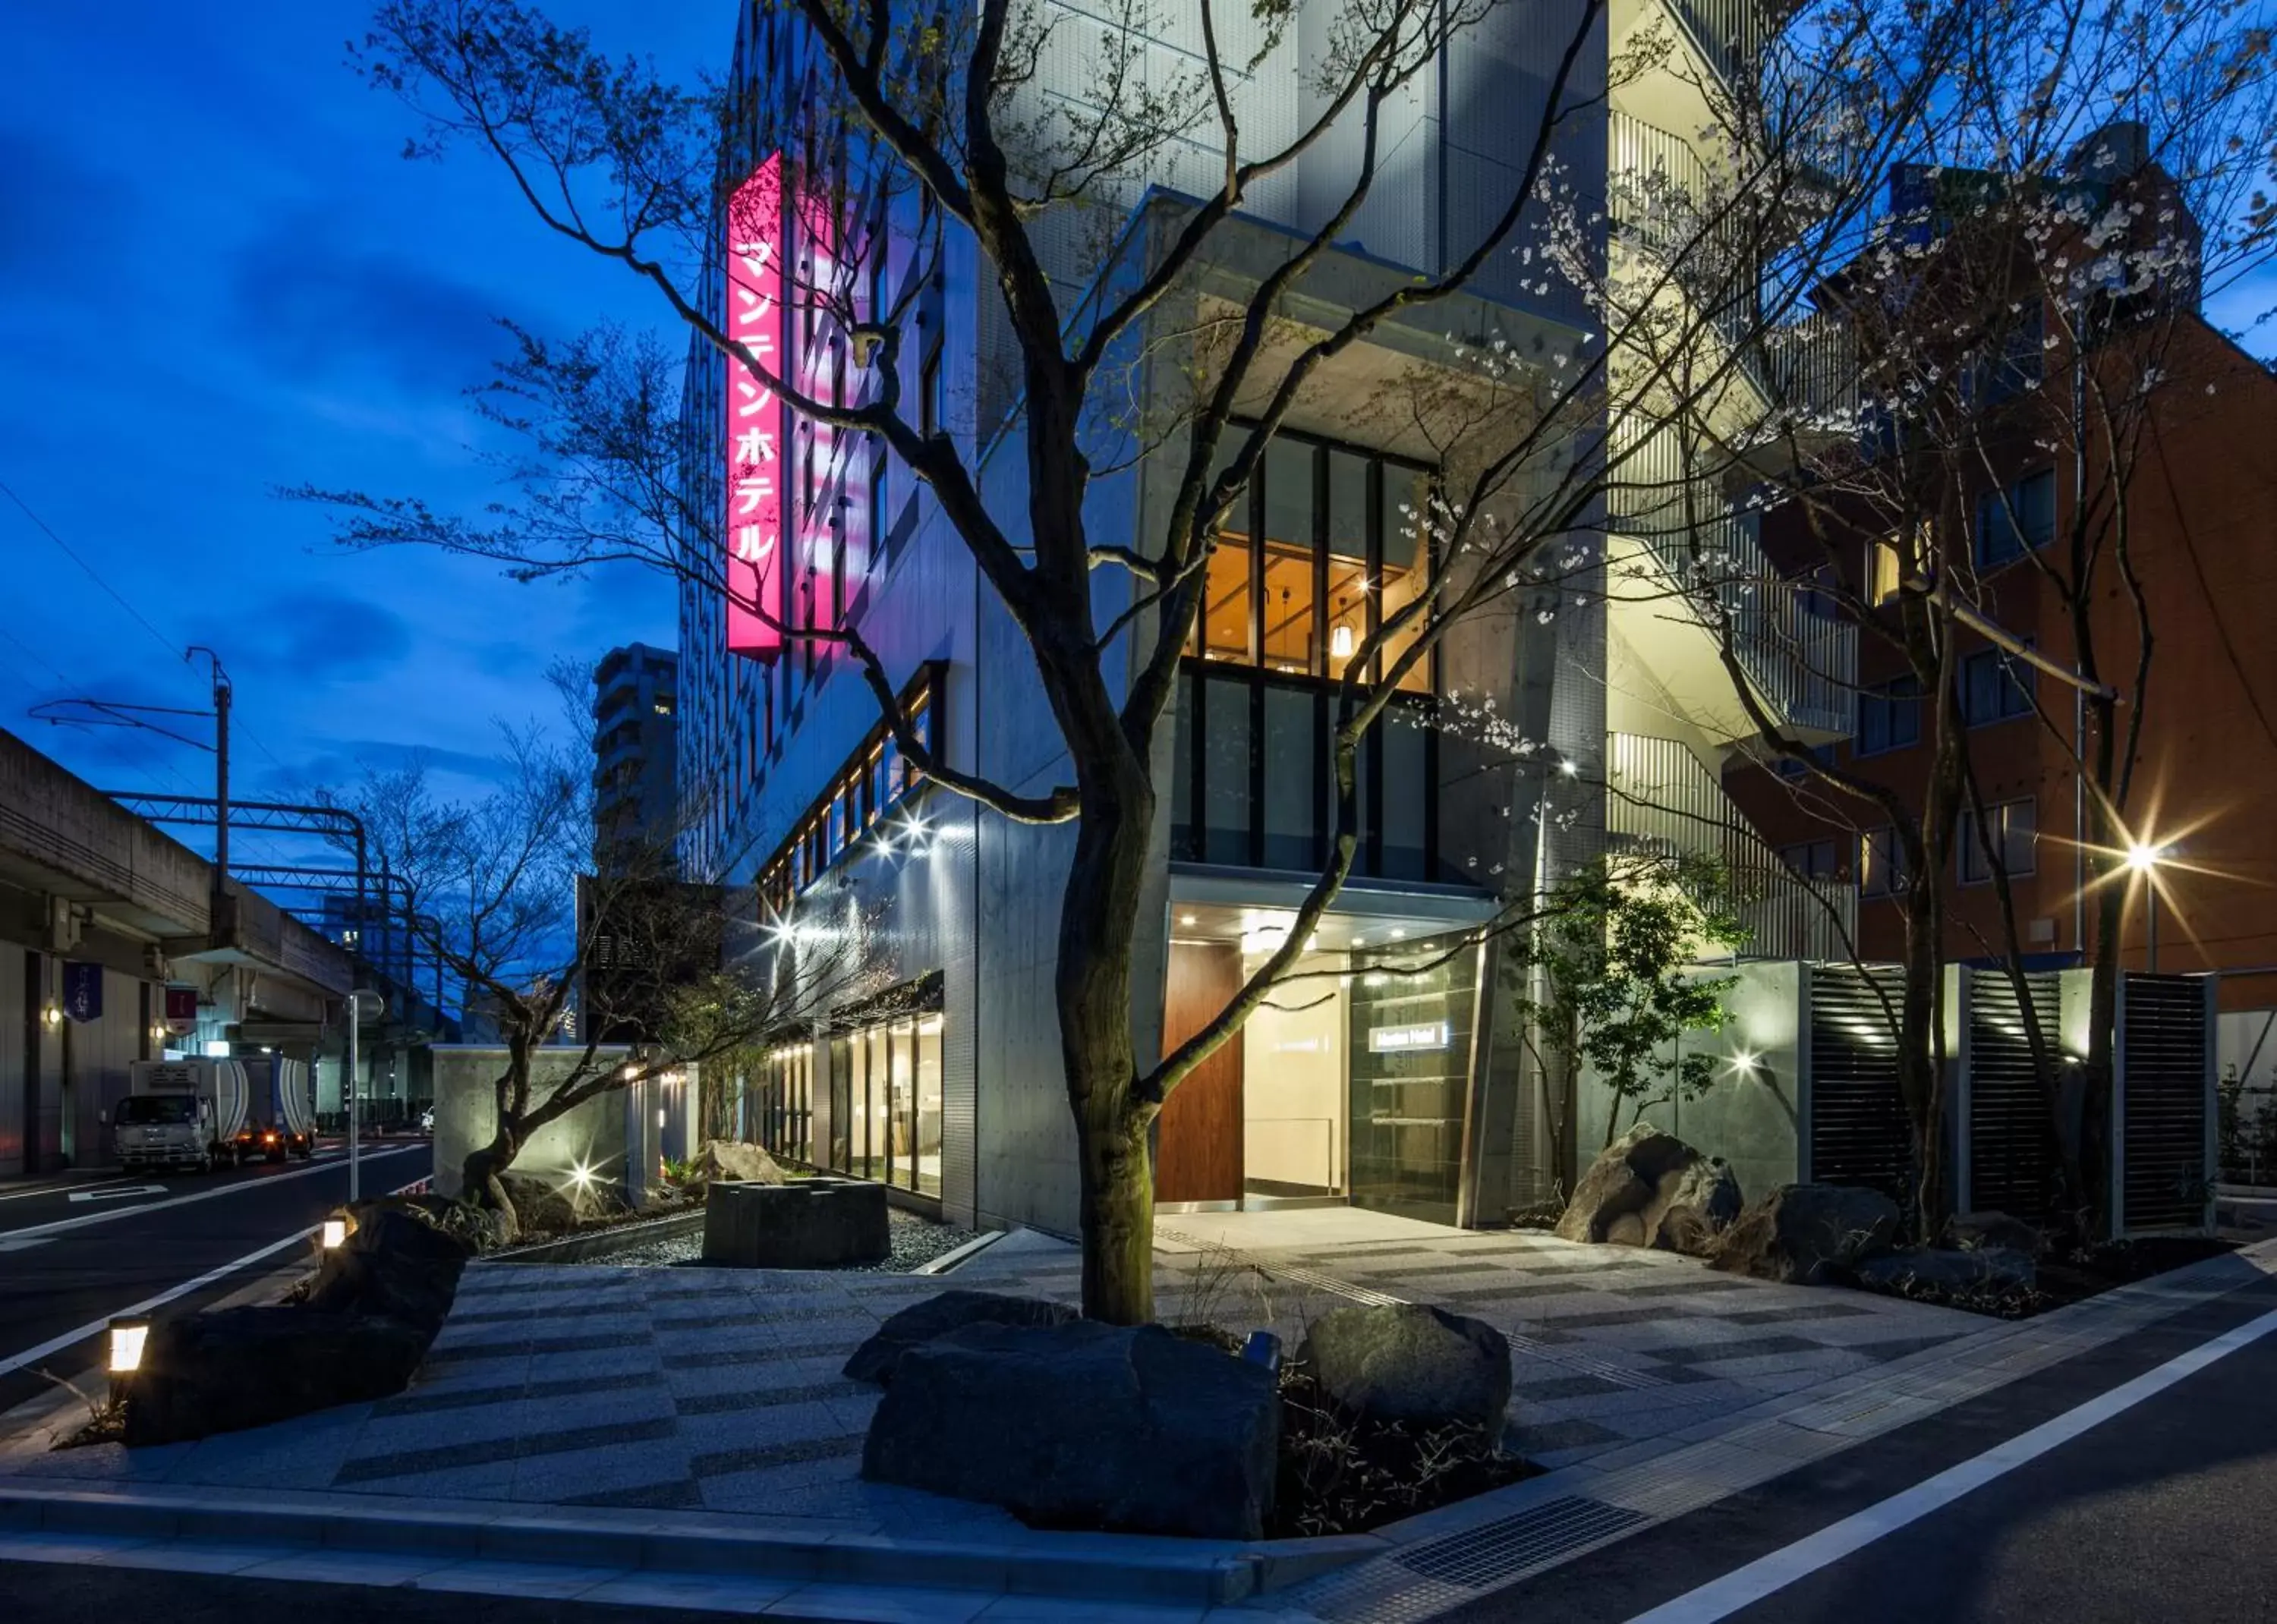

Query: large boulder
[843,1289,1077,1386]
[1857,1245,2036,1298]
[694,1140,789,1186]
[1556,1122,1743,1256]
[1711,1183,1901,1285]
[864,1321,1280,1540]
[346,1194,507,1256]
[122,1306,430,1446]
[304,1207,474,1338]
[497,1172,584,1235]
[1295,1303,1511,1436]
[1943,1210,2045,1259]
[1652,1157,1746,1258]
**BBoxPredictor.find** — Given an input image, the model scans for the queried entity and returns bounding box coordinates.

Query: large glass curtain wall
[1173,430,1438,881]
[830,1013,944,1196]
[755,1045,815,1165]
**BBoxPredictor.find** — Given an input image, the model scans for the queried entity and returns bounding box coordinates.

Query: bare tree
[1647,0,2275,1233]
[292,0,1986,1319]
[329,719,877,1237]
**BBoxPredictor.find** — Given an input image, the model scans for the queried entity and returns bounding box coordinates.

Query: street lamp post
[345,988,383,1200]
[2124,842,2171,974]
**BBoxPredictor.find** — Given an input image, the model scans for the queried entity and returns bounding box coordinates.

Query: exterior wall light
[42,1004,62,1029]
[108,1316,151,1376]
[322,1218,348,1251]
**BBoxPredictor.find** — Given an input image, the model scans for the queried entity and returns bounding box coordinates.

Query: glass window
[1197,527,1254,664]
[1262,685,1318,871]
[1855,675,1921,755]
[1260,439,1318,675]
[1203,675,1252,865]
[1861,826,1910,895]
[1960,798,2036,883]
[1379,701,1429,880]
[1171,671,1198,860]
[915,1014,943,1195]
[1976,469,2057,568]
[891,1020,917,1188]
[1325,450,1370,680]
[1962,647,2035,725]
[1868,538,1902,605]
[1781,838,1839,880]
[1379,465,1431,692]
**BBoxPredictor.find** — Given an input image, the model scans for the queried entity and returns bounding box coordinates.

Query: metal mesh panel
[1807,965,1912,1203]
[2121,974,2209,1232]
[1967,969,2062,1222]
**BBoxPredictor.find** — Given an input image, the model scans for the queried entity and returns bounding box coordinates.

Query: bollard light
[108,1316,150,1376]
[322,1217,348,1251]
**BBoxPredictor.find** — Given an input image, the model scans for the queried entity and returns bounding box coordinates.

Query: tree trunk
[1054,743,1160,1324]
[461,1119,523,1238]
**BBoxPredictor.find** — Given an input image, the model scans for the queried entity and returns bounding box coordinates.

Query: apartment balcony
[1608,732,1855,962]
[1605,417,1856,744]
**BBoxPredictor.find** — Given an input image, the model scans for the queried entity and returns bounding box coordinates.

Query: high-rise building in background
[592,643,679,877]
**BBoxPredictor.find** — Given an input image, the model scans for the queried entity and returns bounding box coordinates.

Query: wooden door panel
[1156,940,1243,1203]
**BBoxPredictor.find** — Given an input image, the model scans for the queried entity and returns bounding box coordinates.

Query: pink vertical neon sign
[725,154,785,659]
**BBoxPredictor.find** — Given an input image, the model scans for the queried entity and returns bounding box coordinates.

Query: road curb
[0,1480,1299,1605]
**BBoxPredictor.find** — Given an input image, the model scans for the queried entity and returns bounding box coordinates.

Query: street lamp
[2124,842,2171,973]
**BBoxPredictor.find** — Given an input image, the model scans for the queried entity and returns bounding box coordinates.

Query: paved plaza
[0,1210,1976,1518]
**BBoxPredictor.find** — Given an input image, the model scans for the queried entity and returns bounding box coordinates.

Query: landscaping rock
[843,1289,1078,1385]
[1652,1156,1746,1258]
[497,1172,584,1235]
[1295,1303,1511,1435]
[694,1139,789,1186]
[122,1305,430,1446]
[1944,1210,2046,1258]
[346,1194,506,1255]
[1857,1245,2036,1297]
[304,1207,474,1338]
[1556,1122,1743,1256]
[1711,1182,1901,1285]
[863,1320,1280,1539]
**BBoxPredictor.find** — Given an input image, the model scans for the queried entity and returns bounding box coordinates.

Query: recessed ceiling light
[1390,927,1406,939]
[1179,913,1198,927]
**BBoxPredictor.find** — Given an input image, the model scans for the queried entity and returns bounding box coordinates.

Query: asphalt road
[0,1141,433,1418]
[1447,1271,2277,1624]
[0,1564,729,1623]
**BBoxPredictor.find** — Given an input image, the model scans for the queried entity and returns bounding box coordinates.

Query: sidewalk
[2,1224,2266,1618]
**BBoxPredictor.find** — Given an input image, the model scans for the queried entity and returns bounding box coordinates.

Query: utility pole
[184,647,233,911]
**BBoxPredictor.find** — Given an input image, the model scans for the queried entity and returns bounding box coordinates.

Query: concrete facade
[429,1043,697,1210]
[673,0,1833,1236]
[0,727,354,1176]
[593,642,680,873]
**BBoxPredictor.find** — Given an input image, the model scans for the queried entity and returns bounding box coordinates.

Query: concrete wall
[430,1045,636,1201]
[1575,959,1805,1208]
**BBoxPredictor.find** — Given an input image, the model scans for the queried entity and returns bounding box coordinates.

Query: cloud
[0,124,135,296]
[201,590,416,683]
[224,206,524,398]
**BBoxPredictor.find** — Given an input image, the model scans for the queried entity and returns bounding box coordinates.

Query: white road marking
[0,1235,54,1253]
[67,1184,169,1204]
[1626,1304,2277,1623]
[0,1174,131,1204]
[0,1173,440,1381]
[0,1227,318,1380]
[0,1147,427,1245]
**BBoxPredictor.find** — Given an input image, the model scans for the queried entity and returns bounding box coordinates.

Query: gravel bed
[601,1206,982,1272]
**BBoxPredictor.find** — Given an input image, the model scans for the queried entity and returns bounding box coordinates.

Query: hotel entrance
[1155,887,1491,1226]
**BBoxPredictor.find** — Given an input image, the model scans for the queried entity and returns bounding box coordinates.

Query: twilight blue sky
[0,1,733,873]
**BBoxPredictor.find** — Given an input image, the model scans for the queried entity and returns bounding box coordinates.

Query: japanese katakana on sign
[725,153,787,659]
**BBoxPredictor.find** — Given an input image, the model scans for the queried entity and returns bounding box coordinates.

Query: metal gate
[2117,974,2214,1233]
[1806,965,1913,1204]
[1964,969,2063,1223]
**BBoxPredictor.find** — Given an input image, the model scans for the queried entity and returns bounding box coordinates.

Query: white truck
[114,1059,246,1173]
[113,1056,317,1170]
